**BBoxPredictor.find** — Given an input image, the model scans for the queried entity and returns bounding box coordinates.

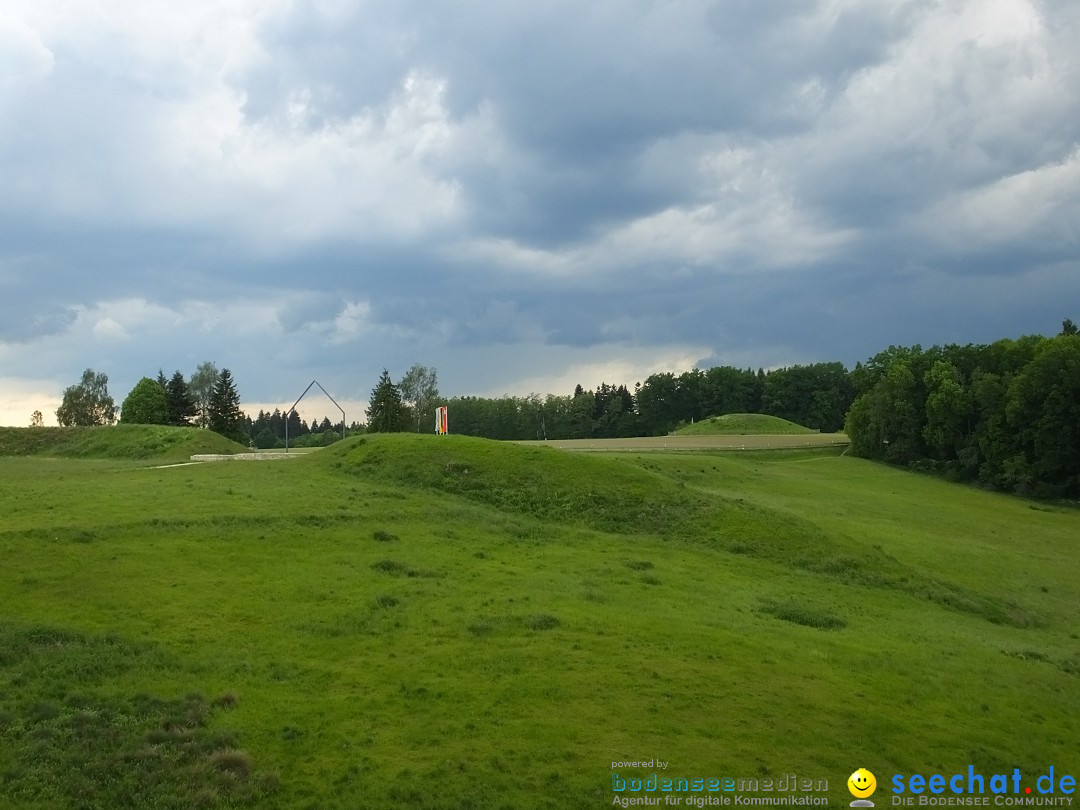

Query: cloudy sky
[2,0,1078,426]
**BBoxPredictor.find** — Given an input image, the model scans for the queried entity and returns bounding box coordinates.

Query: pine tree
[286,409,305,438]
[207,368,246,443]
[166,370,197,427]
[366,369,408,433]
[270,408,284,439]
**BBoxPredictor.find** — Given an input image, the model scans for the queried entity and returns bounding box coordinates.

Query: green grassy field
[674,413,816,435]
[0,432,1077,809]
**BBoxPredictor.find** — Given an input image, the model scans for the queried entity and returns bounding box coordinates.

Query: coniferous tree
[166,370,197,427]
[366,369,409,432]
[207,368,246,443]
[286,409,304,439]
[270,408,284,439]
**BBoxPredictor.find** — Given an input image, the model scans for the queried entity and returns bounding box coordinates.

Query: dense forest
[845,324,1080,498]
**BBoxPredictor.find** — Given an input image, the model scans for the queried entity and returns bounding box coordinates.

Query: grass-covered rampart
[0,425,247,461]
[674,413,816,435]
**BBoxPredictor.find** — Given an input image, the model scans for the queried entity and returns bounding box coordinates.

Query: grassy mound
[675,413,816,435]
[0,425,247,461]
[321,433,706,536]
[321,434,1032,627]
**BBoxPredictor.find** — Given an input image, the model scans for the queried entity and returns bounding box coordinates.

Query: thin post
[285,380,347,451]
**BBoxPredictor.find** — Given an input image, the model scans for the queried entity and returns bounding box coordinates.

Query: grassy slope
[674,413,816,435]
[0,435,1077,808]
[0,425,248,461]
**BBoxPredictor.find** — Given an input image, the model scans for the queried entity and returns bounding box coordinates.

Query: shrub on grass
[760,600,847,630]
[209,749,254,778]
[211,692,239,710]
[526,614,560,631]
[372,559,409,574]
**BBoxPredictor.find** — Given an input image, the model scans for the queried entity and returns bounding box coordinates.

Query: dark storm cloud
[232,0,922,244]
[1,0,1079,424]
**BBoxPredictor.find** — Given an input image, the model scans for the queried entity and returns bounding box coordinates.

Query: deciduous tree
[56,369,117,427]
[188,361,219,428]
[120,377,169,425]
[399,364,440,433]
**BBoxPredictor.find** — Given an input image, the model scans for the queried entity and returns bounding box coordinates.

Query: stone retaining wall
[189,452,306,461]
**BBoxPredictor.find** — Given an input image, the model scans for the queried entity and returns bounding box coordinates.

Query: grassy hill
[0,434,1076,808]
[674,412,816,435]
[0,424,248,461]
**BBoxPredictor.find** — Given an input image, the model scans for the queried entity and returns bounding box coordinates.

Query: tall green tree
[399,364,440,433]
[635,372,678,435]
[188,361,219,428]
[366,370,409,433]
[844,356,922,462]
[120,377,169,425]
[284,409,304,439]
[56,369,117,426]
[165,371,197,427]
[207,368,246,443]
[921,361,971,457]
[1005,335,1080,496]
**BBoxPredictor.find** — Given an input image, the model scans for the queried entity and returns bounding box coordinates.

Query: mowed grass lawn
[0,435,1077,809]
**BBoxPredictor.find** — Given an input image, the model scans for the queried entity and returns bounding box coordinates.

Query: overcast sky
[2,0,1078,426]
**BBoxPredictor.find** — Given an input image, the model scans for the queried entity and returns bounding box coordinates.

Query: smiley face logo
[848,768,877,799]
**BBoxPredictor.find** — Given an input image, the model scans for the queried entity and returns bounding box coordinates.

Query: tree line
[362,362,855,441]
[248,410,361,449]
[46,322,1078,498]
[844,320,1080,497]
[55,362,249,445]
[52,362,367,449]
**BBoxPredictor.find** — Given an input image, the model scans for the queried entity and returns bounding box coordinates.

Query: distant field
[517,432,848,451]
[674,412,816,435]
[1,433,1076,809]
